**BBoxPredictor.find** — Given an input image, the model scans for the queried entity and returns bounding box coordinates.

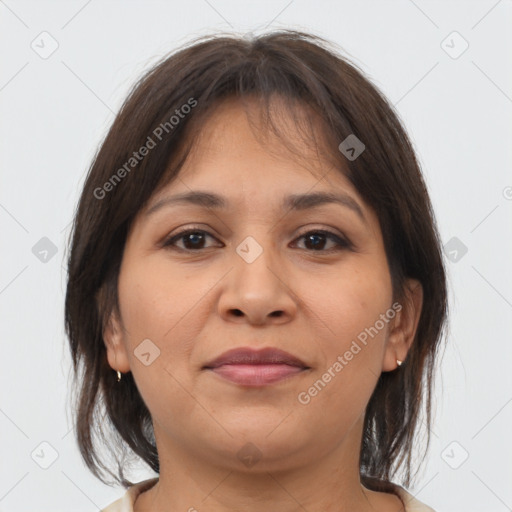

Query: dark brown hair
[65,29,448,494]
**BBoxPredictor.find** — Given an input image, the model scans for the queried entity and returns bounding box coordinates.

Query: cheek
[118,255,194,338]
[306,261,392,398]
[116,257,213,375]
[118,274,167,340]
[115,259,201,419]
[316,260,392,341]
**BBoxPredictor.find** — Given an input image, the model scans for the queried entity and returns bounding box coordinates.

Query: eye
[292,229,352,252]
[162,227,352,252]
[162,228,219,251]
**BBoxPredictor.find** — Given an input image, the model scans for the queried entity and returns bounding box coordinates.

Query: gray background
[1,0,511,510]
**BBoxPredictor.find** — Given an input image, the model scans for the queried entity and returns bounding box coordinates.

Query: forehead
[193,96,315,147]
[169,96,353,193]
[141,97,379,237]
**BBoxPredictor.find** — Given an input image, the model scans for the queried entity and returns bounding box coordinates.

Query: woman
[65,30,447,511]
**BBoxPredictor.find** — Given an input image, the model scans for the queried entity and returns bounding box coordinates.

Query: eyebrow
[145,190,367,224]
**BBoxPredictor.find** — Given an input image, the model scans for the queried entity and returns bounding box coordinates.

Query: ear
[103,309,131,374]
[382,278,423,372]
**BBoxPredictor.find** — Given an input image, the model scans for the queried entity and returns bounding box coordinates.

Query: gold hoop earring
[116,370,122,382]
[396,359,403,367]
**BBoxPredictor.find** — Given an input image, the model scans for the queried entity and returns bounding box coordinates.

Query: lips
[203,347,310,386]
[203,347,309,369]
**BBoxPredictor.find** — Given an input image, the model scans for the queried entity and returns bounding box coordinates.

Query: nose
[217,241,298,326]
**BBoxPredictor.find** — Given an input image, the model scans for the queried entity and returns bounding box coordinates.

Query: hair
[65,29,448,494]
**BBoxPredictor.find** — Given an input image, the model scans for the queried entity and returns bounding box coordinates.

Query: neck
[133,416,404,512]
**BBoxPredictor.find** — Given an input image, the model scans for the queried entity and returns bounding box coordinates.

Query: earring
[116,370,122,382]
[396,359,403,367]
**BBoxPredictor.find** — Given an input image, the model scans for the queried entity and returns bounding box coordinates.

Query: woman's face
[105,98,421,472]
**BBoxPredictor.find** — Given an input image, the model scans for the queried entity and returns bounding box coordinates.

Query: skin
[104,97,423,512]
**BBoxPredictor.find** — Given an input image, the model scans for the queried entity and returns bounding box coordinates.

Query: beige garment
[101,477,436,512]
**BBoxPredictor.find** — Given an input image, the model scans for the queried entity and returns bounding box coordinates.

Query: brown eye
[163,229,219,251]
[162,227,352,253]
[293,230,352,252]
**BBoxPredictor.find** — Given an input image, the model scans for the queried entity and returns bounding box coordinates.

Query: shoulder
[394,485,437,512]
[100,478,159,512]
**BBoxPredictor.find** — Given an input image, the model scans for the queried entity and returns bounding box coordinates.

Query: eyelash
[161,226,353,253]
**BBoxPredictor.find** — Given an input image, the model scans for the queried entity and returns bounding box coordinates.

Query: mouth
[202,347,310,387]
